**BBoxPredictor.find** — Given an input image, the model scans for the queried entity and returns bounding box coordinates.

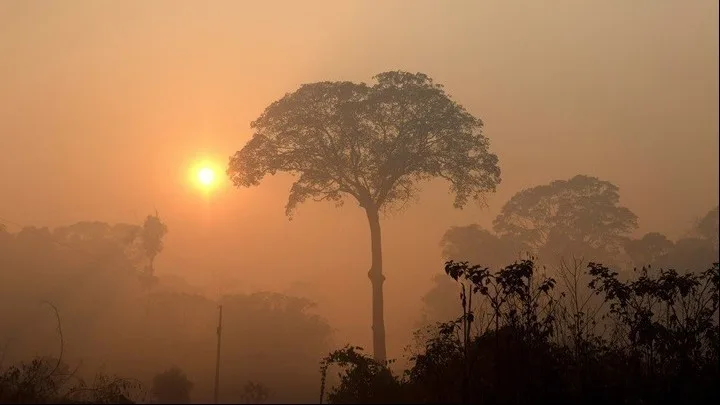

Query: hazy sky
[1,0,718,353]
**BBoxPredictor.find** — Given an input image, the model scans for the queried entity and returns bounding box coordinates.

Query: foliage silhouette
[440,224,522,269]
[141,213,168,278]
[493,175,638,265]
[624,232,675,269]
[151,366,193,404]
[695,206,719,248]
[321,259,719,404]
[623,206,719,271]
[319,345,402,404]
[227,71,501,361]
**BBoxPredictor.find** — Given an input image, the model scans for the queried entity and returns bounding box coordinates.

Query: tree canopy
[622,206,719,271]
[227,71,501,216]
[493,175,638,263]
[624,232,675,269]
[440,224,523,269]
[141,213,168,277]
[696,205,719,252]
[151,366,193,404]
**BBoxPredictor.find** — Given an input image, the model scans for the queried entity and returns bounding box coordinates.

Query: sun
[187,158,224,194]
[197,167,216,186]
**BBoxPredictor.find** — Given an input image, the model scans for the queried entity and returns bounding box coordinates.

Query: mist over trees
[422,178,719,325]
[492,174,638,267]
[3,193,713,404]
[152,367,193,404]
[1,54,717,405]
[0,218,334,403]
[141,213,169,278]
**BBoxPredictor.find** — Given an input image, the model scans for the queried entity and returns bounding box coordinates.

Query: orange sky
[1,0,718,355]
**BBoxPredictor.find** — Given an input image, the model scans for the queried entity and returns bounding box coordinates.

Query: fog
[1,1,718,403]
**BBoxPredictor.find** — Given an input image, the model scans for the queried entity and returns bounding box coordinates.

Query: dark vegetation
[318,187,719,404]
[423,178,719,324]
[1,71,718,403]
[321,259,719,404]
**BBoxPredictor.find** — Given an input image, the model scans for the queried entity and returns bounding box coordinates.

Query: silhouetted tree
[661,237,718,272]
[319,346,402,404]
[493,175,638,265]
[624,232,675,269]
[52,221,144,273]
[151,366,193,404]
[227,71,501,361]
[696,206,719,247]
[0,357,73,403]
[440,224,524,268]
[141,213,168,277]
[645,206,719,272]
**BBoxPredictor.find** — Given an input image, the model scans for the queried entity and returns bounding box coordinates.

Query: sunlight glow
[188,159,224,194]
[198,167,215,186]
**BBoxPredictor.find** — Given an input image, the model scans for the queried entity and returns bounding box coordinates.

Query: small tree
[151,366,192,404]
[319,345,401,404]
[141,212,168,277]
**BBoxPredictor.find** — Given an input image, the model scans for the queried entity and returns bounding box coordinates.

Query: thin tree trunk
[148,255,155,276]
[365,206,387,363]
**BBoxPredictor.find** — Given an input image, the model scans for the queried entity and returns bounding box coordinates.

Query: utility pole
[213,305,223,404]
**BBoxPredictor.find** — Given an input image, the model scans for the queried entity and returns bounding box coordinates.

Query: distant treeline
[0,218,332,403]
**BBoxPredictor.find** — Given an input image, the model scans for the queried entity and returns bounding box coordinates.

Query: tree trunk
[365,206,387,363]
[148,254,156,276]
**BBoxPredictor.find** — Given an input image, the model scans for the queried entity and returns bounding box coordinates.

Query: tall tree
[227,71,501,361]
[493,175,638,265]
